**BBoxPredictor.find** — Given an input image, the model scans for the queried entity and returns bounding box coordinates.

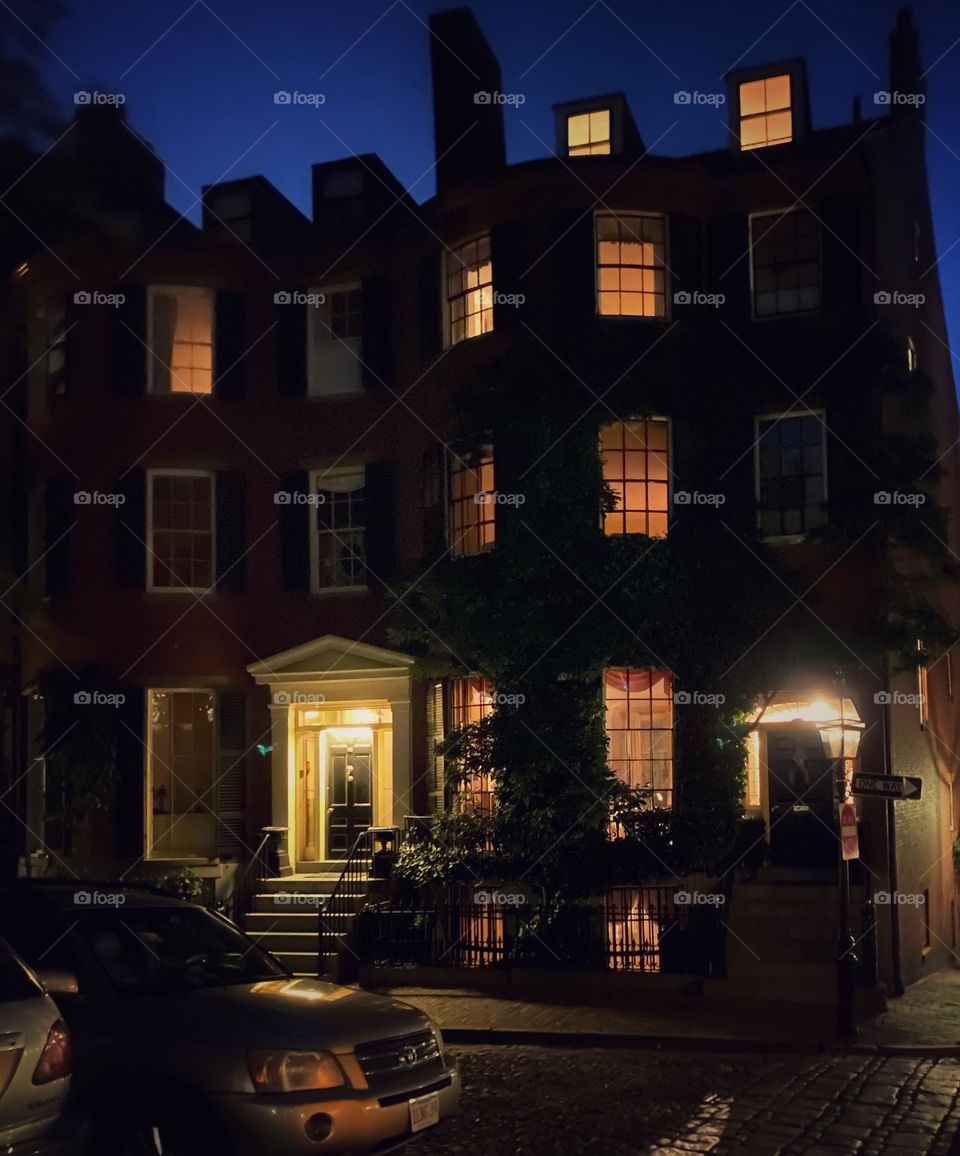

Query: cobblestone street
[414,1047,960,1155]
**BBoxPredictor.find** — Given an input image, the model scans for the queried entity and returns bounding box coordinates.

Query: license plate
[409,1091,440,1133]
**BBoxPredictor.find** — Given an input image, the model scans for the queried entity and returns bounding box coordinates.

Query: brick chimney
[429,8,506,192]
[889,7,925,117]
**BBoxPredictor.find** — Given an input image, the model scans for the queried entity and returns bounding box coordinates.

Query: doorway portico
[247,635,415,874]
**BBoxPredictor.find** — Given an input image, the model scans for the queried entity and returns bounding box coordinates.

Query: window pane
[150,473,214,589]
[313,468,366,589]
[601,419,670,537]
[446,238,494,345]
[151,288,214,395]
[448,449,495,557]
[604,669,673,806]
[756,415,826,537]
[148,690,215,859]
[595,214,667,318]
[750,211,820,317]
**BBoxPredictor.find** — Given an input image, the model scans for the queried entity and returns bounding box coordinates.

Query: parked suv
[0,935,83,1155]
[0,882,459,1155]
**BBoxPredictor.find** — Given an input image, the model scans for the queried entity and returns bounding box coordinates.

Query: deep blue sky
[26,0,960,357]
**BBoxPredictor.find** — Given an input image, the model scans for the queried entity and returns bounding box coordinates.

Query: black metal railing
[318,827,401,972]
[218,830,274,925]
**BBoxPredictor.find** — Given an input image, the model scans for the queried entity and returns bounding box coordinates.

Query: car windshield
[74,905,287,996]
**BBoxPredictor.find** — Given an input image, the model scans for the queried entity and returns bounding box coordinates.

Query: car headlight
[247,1049,346,1093]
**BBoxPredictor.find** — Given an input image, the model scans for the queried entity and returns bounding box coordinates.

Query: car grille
[355,1029,441,1087]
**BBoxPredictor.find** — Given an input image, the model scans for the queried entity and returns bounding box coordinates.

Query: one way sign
[852,774,923,801]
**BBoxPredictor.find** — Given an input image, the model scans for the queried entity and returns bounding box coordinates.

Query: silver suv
[0,935,83,1155]
[0,883,459,1156]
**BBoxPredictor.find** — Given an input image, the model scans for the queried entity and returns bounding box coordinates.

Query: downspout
[880,650,904,995]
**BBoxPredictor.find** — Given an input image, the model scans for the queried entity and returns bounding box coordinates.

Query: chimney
[429,8,506,191]
[889,7,925,117]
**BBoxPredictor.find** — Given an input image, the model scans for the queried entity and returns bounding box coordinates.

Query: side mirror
[36,967,80,996]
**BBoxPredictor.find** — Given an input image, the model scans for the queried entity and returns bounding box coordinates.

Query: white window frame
[306,281,364,397]
[753,410,828,543]
[748,209,823,322]
[309,465,367,594]
[599,415,673,536]
[144,686,217,862]
[146,285,215,395]
[443,233,494,348]
[594,211,670,320]
[146,468,216,594]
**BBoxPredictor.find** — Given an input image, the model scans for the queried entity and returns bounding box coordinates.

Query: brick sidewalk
[377,966,960,1053]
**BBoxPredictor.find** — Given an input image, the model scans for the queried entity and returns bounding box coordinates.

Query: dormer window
[567,109,611,156]
[739,74,793,150]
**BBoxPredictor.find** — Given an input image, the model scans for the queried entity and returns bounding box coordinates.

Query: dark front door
[325,740,373,860]
[767,726,836,869]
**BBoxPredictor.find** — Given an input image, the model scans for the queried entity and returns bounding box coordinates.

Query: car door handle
[0,1032,25,1052]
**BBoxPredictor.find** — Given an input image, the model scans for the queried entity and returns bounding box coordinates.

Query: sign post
[839,801,860,861]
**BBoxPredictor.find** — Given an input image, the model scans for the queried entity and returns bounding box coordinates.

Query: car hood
[123,978,432,1053]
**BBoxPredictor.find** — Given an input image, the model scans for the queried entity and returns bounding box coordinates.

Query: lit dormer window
[567,109,611,156]
[739,74,792,150]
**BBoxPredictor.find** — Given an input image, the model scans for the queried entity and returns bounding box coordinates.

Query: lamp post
[816,700,864,1040]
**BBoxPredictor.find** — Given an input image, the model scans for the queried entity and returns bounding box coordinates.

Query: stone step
[250,890,366,914]
[261,874,343,892]
[273,950,321,975]
[246,930,327,954]
[246,911,320,933]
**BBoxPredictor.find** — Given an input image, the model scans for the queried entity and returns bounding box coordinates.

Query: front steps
[242,863,372,977]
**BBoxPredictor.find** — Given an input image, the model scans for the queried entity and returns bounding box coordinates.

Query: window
[445,236,493,345]
[567,109,611,156]
[739,74,792,150]
[907,336,918,374]
[449,676,495,817]
[448,449,495,557]
[147,470,215,592]
[211,190,252,243]
[756,414,826,538]
[596,213,666,318]
[750,210,821,318]
[307,285,363,396]
[604,669,673,806]
[146,689,215,859]
[918,640,929,728]
[601,419,669,536]
[311,466,366,591]
[45,297,67,397]
[148,286,214,394]
[745,730,762,810]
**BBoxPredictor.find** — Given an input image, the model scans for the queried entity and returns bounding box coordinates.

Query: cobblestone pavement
[413,1047,960,1155]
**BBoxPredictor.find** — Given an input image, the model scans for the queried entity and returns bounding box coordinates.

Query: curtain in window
[151,293,178,393]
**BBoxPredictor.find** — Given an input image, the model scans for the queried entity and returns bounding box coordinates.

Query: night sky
[28,0,960,359]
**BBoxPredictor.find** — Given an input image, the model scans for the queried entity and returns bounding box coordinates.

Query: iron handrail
[317,827,380,973]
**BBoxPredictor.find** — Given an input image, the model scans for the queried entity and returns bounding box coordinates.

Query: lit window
[450,676,495,817]
[601,419,670,537]
[307,284,363,396]
[918,640,929,728]
[311,466,366,591]
[567,109,611,156]
[148,470,215,591]
[756,414,826,538]
[604,669,673,806]
[739,74,792,150]
[907,336,918,374]
[596,213,666,318]
[147,689,215,859]
[446,236,493,345]
[448,449,495,557]
[750,211,821,318]
[45,297,67,397]
[148,286,214,394]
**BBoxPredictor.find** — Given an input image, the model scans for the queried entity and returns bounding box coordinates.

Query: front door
[325,738,373,859]
[766,726,836,869]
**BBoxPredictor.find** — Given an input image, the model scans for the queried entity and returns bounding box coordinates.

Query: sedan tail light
[32,1019,71,1084]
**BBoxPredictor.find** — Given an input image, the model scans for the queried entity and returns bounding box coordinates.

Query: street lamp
[815,697,864,1040]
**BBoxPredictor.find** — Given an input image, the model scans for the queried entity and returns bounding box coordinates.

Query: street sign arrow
[852,774,922,801]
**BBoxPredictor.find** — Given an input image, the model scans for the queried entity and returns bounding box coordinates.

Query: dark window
[750,211,821,317]
[313,468,366,590]
[757,414,826,538]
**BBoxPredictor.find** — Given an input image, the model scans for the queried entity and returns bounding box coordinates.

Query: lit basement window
[739,74,792,150]
[567,109,611,156]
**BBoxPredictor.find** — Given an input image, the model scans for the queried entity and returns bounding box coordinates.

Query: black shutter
[361,277,391,388]
[114,686,145,860]
[709,213,751,321]
[820,197,863,311]
[419,253,443,359]
[549,209,595,326]
[364,461,395,585]
[668,214,702,314]
[279,469,310,590]
[115,468,147,589]
[216,690,247,858]
[43,476,72,598]
[422,444,447,560]
[491,221,525,331]
[215,471,247,591]
[276,290,307,397]
[112,284,147,393]
[214,290,245,398]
